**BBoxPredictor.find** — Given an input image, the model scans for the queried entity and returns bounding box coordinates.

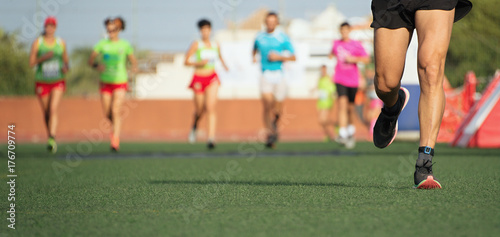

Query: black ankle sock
[382,97,401,116]
[418,146,434,156]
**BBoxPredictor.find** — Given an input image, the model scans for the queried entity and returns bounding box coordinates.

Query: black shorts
[336,84,358,103]
[370,0,472,30]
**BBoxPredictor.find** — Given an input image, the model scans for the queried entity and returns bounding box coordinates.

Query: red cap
[44,16,57,27]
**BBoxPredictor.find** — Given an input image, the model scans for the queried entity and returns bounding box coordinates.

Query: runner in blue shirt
[252,12,296,148]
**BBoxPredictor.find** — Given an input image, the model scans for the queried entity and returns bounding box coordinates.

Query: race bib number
[42,60,60,79]
[318,89,329,100]
[263,70,283,84]
[200,50,217,65]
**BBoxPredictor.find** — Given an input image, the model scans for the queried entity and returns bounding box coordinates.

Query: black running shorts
[370,0,472,30]
[336,84,358,103]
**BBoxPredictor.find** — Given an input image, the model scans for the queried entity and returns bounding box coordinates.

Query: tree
[0,29,35,95]
[446,0,500,89]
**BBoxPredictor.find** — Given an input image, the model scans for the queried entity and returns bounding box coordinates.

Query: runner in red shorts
[29,16,69,153]
[89,17,137,152]
[184,19,228,149]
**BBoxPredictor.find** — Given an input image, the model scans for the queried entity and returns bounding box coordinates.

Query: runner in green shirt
[89,17,137,152]
[314,65,337,142]
[29,16,69,154]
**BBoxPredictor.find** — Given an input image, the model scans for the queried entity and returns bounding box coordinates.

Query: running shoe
[111,134,120,152]
[373,87,410,148]
[47,137,57,154]
[345,136,356,149]
[272,115,279,133]
[207,141,216,150]
[188,129,197,144]
[265,134,277,149]
[414,150,442,189]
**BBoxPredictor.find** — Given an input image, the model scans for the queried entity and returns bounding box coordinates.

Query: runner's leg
[415,9,455,148]
[204,82,219,142]
[262,93,275,135]
[47,88,63,138]
[38,94,50,136]
[110,89,126,138]
[374,28,413,106]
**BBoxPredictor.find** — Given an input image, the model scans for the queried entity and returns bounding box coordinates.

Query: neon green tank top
[35,37,65,82]
[93,39,133,84]
[318,76,335,100]
[195,40,218,70]
[317,76,336,109]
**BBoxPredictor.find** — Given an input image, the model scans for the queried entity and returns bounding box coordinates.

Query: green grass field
[1,141,499,236]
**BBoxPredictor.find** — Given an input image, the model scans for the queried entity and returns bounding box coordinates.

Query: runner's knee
[319,116,328,125]
[48,106,58,117]
[374,73,400,94]
[111,105,121,119]
[205,103,216,114]
[418,55,445,90]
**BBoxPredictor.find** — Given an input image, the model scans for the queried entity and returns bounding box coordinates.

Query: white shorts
[260,70,287,101]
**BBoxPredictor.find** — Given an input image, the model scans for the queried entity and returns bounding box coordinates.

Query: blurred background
[1,0,498,145]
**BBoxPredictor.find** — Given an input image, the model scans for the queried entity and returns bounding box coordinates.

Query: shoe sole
[415,176,442,189]
[380,87,410,148]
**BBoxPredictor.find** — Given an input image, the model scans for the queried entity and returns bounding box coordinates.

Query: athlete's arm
[88,51,104,72]
[252,38,259,63]
[184,41,207,67]
[217,43,229,71]
[310,77,321,94]
[269,35,296,62]
[88,51,97,66]
[345,56,370,64]
[345,42,370,64]
[268,53,296,62]
[252,49,258,63]
[328,42,336,59]
[127,54,138,73]
[29,39,53,67]
[61,39,69,73]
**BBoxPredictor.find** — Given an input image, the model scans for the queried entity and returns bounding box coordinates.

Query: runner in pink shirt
[329,22,370,148]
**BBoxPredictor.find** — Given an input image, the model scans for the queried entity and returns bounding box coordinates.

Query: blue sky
[1,0,372,52]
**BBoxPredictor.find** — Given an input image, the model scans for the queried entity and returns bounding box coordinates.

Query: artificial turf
[1,141,499,236]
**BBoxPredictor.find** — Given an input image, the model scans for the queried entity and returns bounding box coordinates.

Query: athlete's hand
[309,88,316,95]
[40,51,54,62]
[130,66,138,74]
[62,64,69,73]
[345,56,357,64]
[268,52,282,62]
[198,59,209,67]
[96,64,105,72]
